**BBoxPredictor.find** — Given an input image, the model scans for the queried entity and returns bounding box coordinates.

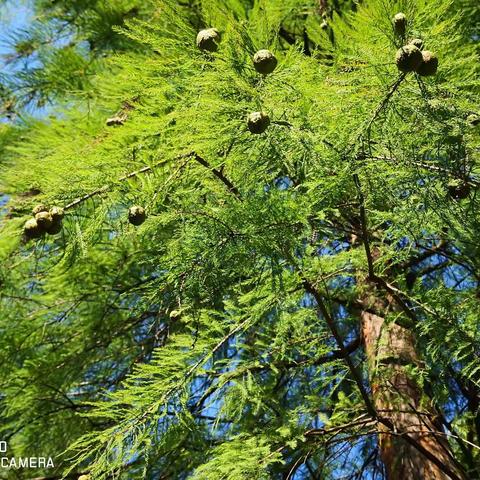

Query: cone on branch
[24,205,64,238]
[50,206,65,221]
[128,205,146,226]
[46,220,63,235]
[409,38,424,50]
[24,218,43,239]
[393,13,407,36]
[32,204,48,215]
[395,44,423,72]
[247,111,270,134]
[196,28,220,52]
[35,211,54,231]
[46,207,64,234]
[253,50,278,74]
[416,51,438,76]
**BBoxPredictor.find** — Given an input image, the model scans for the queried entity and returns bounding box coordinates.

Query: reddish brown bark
[361,307,466,479]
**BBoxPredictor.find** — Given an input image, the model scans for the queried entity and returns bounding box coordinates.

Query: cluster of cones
[393,13,438,76]
[197,13,439,137]
[24,205,64,239]
[25,14,465,242]
[196,28,276,135]
[24,204,147,241]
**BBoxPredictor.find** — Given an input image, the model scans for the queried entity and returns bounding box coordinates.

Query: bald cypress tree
[0,1,479,479]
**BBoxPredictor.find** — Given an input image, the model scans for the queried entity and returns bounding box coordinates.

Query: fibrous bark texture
[362,308,466,480]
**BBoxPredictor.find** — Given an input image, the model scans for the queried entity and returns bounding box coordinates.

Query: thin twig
[302,278,377,418]
[64,151,241,211]
[192,153,241,199]
[64,153,193,210]
[346,73,407,155]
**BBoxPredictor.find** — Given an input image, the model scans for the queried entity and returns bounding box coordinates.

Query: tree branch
[191,153,242,199]
[353,173,418,325]
[302,278,377,418]
[65,152,193,210]
[63,151,241,211]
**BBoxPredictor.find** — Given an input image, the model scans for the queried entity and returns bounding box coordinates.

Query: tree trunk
[361,306,467,479]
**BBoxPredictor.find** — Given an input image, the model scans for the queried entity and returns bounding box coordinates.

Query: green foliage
[0,0,479,478]
[0,0,156,109]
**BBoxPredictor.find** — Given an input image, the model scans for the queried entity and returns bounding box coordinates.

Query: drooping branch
[64,153,190,210]
[369,155,480,188]
[302,278,378,418]
[63,151,241,211]
[191,153,242,199]
[345,73,407,155]
[362,73,407,139]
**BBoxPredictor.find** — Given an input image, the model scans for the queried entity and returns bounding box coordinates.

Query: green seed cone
[24,218,43,239]
[253,50,278,74]
[393,13,407,36]
[35,211,53,231]
[128,206,146,226]
[196,28,220,52]
[416,51,438,76]
[247,112,270,134]
[395,44,423,72]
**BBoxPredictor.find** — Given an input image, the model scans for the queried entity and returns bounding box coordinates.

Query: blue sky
[0,1,33,59]
[0,2,33,207]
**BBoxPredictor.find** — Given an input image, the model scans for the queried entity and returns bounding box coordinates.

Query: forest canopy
[0,0,479,479]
